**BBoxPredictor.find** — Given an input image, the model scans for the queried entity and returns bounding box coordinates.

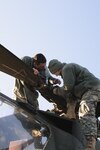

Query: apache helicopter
[0,44,100,150]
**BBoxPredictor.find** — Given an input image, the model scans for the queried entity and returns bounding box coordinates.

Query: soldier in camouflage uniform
[13,54,62,110]
[48,59,100,150]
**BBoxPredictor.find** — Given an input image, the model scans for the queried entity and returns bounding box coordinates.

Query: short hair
[33,53,46,64]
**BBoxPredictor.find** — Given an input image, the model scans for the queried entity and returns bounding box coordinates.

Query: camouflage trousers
[24,85,39,110]
[14,79,39,110]
[79,89,100,137]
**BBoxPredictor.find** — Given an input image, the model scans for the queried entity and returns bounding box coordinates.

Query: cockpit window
[0,97,49,150]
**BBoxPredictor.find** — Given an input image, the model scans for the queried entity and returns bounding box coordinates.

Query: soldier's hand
[33,68,39,75]
[53,79,61,85]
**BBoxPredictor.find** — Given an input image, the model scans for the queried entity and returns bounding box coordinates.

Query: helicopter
[0,44,100,150]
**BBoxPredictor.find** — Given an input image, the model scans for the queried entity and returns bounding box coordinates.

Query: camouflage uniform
[79,90,100,137]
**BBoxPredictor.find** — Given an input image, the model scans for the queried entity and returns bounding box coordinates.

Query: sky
[0,0,100,111]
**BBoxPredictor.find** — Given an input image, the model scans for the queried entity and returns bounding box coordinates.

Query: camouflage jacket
[61,63,100,98]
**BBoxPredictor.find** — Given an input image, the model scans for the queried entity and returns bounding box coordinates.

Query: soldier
[13,54,66,112]
[48,59,100,150]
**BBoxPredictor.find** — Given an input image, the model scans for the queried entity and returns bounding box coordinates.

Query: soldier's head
[33,53,46,70]
[48,59,63,76]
